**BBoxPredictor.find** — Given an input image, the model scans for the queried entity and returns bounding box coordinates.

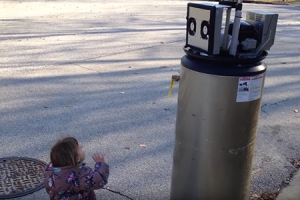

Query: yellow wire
[168,78,175,97]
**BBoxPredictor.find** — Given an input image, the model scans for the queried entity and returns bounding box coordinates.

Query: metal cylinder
[170,55,267,200]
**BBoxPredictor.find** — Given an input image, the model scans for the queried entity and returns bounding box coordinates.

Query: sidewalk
[0,1,300,199]
[277,170,300,200]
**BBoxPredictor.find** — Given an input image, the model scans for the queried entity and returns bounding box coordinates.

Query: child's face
[77,144,86,163]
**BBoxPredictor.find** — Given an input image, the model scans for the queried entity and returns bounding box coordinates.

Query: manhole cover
[0,157,47,199]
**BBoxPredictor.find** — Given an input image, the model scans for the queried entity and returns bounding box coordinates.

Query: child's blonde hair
[50,137,79,167]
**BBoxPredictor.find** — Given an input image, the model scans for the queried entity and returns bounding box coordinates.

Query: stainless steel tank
[170,54,267,200]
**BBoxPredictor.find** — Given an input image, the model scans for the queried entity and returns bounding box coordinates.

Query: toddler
[44,137,109,200]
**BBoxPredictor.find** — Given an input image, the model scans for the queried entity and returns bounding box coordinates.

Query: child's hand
[93,153,105,163]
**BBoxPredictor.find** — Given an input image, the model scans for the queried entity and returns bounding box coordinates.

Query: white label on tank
[236,75,264,102]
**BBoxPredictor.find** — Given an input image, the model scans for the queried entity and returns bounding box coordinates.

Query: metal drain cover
[0,157,46,199]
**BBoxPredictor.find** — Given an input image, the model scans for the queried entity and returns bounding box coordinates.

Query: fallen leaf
[292,159,300,167]
[139,144,146,148]
[172,75,180,82]
[250,194,261,200]
[261,192,277,200]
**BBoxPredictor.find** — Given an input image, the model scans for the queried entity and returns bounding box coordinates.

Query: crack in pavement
[81,39,185,61]
[104,188,134,200]
[261,98,290,117]
[75,39,185,72]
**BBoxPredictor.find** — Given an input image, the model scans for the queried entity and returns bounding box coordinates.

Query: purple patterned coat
[44,162,109,200]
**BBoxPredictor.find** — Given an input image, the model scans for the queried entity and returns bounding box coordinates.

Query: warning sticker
[236,75,264,102]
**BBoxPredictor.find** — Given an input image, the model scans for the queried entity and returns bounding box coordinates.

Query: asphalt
[0,0,300,199]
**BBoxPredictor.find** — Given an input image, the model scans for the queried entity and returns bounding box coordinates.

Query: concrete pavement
[0,0,300,199]
[277,171,300,200]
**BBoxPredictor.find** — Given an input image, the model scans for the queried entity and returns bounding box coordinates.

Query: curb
[277,171,300,200]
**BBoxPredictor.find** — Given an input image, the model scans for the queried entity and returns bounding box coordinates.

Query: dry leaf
[250,194,261,200]
[292,159,300,167]
[172,75,180,82]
